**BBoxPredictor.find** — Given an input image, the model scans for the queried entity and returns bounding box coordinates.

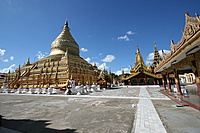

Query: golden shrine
[121,45,163,85]
[4,20,100,89]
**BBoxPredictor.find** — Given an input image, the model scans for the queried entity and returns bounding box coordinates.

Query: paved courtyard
[0,86,199,133]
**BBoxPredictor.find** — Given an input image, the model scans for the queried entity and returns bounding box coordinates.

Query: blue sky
[0,0,200,75]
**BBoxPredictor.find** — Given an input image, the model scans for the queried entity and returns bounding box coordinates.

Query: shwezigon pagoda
[2,20,101,89]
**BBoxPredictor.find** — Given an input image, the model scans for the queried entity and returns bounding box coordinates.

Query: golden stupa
[5,20,100,89]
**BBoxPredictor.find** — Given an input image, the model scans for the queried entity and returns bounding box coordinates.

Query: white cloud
[0,49,6,56]
[99,53,102,56]
[115,68,130,75]
[10,56,14,61]
[0,49,12,62]
[36,51,47,59]
[85,57,91,63]
[2,59,9,62]
[117,35,130,41]
[101,55,115,62]
[147,52,154,60]
[145,60,152,66]
[0,64,16,73]
[80,48,88,52]
[98,63,109,70]
[126,31,135,35]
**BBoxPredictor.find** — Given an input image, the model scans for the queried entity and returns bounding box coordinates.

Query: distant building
[121,45,163,85]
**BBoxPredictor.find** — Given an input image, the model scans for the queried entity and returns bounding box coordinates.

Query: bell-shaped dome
[50,20,79,56]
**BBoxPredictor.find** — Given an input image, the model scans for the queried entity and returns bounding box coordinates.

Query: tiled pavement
[133,87,167,133]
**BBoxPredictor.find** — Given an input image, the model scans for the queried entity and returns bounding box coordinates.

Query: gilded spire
[152,42,162,67]
[50,19,79,56]
[26,57,30,65]
[65,19,68,26]
[135,46,145,66]
[133,45,147,72]
[93,62,97,67]
[122,68,124,76]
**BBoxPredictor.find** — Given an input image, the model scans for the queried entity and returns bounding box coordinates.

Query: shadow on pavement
[2,117,77,133]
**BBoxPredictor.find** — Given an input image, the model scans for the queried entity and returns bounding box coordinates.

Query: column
[162,74,167,90]
[194,75,200,96]
[166,74,172,92]
[154,78,157,85]
[191,60,200,96]
[174,70,183,95]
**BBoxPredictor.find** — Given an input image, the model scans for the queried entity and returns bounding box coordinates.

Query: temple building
[154,13,200,96]
[121,45,162,85]
[3,20,100,89]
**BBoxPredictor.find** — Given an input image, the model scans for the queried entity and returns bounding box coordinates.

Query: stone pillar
[174,70,182,95]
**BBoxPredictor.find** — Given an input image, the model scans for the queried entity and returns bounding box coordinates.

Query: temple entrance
[147,79,154,85]
[139,79,145,85]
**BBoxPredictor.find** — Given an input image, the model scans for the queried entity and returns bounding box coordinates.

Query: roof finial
[154,41,157,49]
[65,19,68,26]
[170,40,174,45]
[136,45,140,54]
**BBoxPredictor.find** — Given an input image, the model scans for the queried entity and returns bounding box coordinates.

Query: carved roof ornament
[162,50,167,60]
[170,40,178,52]
[182,13,200,41]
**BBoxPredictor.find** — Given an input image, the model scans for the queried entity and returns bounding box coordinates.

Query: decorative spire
[93,62,97,67]
[170,40,175,45]
[133,45,147,72]
[49,19,79,56]
[136,45,139,53]
[135,46,145,65]
[122,68,124,76]
[26,57,30,65]
[154,41,157,49]
[152,42,162,67]
[65,19,68,27]
[162,50,167,59]
[18,65,21,75]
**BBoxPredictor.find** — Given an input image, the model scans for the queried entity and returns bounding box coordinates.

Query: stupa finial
[154,42,157,49]
[65,19,68,26]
